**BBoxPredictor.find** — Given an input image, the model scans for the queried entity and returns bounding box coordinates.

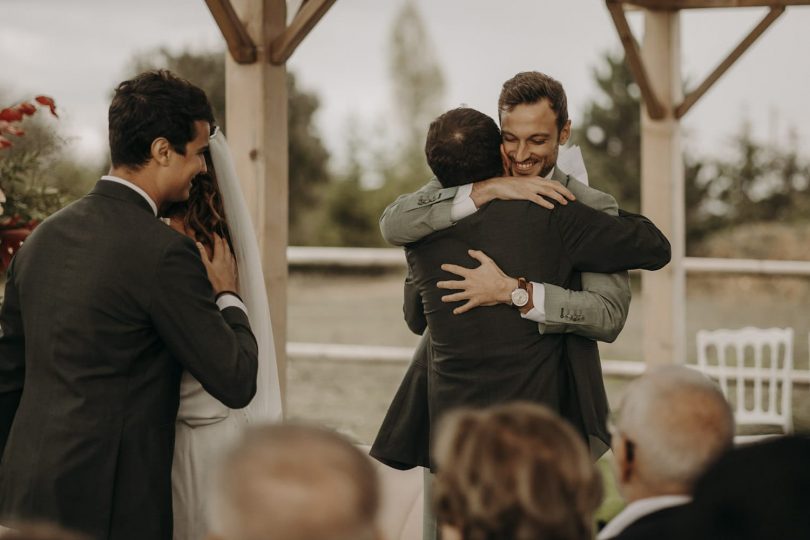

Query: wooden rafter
[269,0,337,65]
[675,5,785,118]
[607,0,799,119]
[606,0,667,119]
[625,0,810,9]
[204,0,257,64]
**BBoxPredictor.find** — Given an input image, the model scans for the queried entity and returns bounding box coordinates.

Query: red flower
[0,136,12,149]
[0,108,23,123]
[34,95,58,117]
[17,102,37,116]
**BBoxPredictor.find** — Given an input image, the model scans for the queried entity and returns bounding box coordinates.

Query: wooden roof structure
[201,0,810,409]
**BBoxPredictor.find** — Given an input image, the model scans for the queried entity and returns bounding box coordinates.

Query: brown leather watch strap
[517,277,528,292]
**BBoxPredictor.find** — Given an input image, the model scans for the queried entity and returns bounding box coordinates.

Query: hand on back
[196,234,238,294]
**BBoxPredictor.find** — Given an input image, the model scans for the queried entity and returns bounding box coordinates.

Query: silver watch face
[511,287,529,307]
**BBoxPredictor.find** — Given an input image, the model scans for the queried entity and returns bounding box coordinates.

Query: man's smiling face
[500,99,570,178]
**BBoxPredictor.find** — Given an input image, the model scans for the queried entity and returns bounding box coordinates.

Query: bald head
[613,366,734,499]
[209,424,379,540]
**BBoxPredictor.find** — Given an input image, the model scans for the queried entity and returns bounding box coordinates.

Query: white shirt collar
[544,166,555,179]
[597,495,691,540]
[100,175,158,216]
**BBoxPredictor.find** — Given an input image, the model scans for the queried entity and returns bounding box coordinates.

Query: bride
[164,127,283,540]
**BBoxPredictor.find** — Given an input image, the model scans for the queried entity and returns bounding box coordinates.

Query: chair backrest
[695,327,793,434]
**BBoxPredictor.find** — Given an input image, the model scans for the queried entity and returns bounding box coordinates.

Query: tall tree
[384,0,446,191]
[573,51,641,213]
[125,48,331,243]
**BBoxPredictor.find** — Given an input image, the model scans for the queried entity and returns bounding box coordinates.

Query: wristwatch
[510,277,530,308]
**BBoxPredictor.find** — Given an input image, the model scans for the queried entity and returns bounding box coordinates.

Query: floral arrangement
[0,96,58,149]
[0,95,62,228]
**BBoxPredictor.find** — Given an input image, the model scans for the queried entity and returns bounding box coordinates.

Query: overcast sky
[2,0,809,168]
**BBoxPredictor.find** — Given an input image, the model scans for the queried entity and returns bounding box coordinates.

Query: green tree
[387,0,446,185]
[125,48,332,244]
[574,50,714,249]
[306,0,448,247]
[574,51,641,213]
[702,122,810,229]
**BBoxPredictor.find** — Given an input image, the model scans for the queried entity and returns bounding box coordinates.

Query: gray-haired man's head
[611,365,734,502]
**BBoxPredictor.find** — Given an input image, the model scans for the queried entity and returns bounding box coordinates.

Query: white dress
[171,129,283,540]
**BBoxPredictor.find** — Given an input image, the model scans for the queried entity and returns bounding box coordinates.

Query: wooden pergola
[201,0,809,408]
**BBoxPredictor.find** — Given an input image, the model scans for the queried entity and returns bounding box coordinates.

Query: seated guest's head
[433,402,602,540]
[683,435,810,540]
[425,107,503,188]
[207,424,380,540]
[611,365,734,503]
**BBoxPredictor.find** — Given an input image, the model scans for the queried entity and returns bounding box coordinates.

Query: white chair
[695,327,794,443]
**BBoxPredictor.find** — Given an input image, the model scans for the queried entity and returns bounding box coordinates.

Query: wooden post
[226,0,289,410]
[640,10,686,365]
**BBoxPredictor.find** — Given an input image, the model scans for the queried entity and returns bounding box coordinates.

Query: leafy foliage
[307,0,447,247]
[573,49,810,252]
[0,100,99,227]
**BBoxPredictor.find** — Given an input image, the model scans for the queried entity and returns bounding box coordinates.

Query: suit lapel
[552,166,571,187]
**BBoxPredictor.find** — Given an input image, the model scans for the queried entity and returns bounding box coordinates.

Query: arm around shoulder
[541,271,631,343]
[379,178,459,246]
[151,237,258,409]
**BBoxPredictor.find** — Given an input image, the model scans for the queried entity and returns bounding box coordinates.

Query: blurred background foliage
[2,1,810,258]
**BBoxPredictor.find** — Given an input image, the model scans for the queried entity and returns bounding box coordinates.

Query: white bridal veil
[209,128,283,423]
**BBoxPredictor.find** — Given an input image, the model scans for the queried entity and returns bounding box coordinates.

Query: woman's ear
[150,137,172,166]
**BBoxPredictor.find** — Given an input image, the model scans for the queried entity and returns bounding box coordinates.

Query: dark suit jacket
[371,195,669,469]
[604,505,689,540]
[0,180,258,540]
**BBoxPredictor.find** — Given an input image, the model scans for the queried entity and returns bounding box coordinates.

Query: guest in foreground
[207,424,380,540]
[433,402,602,540]
[598,365,734,540]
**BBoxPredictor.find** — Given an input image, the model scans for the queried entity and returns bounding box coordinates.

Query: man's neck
[108,165,161,208]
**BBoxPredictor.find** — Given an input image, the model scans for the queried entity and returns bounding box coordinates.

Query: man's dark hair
[108,70,214,169]
[498,71,569,135]
[425,107,502,188]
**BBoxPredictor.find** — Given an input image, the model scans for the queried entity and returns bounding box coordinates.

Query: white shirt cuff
[519,282,546,323]
[216,293,248,314]
[450,183,477,222]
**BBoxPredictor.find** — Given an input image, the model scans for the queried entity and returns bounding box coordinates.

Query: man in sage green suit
[371,72,634,473]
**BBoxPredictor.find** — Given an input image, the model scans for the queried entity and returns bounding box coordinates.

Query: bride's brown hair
[164,150,233,254]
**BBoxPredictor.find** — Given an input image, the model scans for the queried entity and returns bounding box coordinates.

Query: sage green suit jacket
[379,168,631,342]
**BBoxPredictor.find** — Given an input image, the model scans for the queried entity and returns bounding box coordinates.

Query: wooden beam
[204,0,257,64]
[675,6,784,118]
[606,0,667,119]
[623,0,810,9]
[269,0,336,65]
[640,10,686,366]
[226,0,289,413]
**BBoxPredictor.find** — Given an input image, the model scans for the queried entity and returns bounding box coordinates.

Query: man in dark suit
[397,107,669,443]
[598,366,734,540]
[0,70,258,540]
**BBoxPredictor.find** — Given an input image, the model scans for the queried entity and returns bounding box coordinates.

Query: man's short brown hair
[498,71,569,135]
[425,107,503,188]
